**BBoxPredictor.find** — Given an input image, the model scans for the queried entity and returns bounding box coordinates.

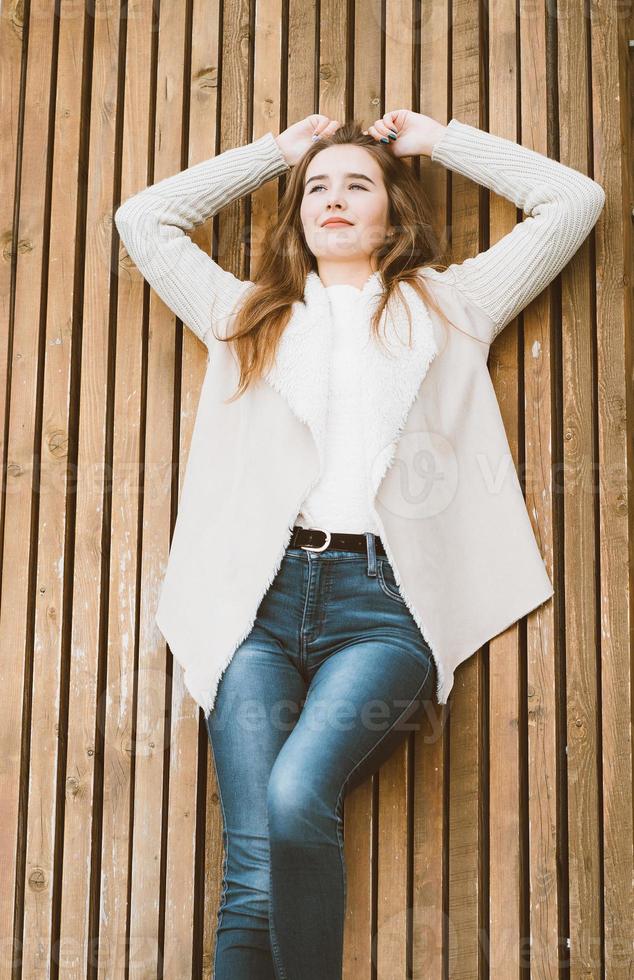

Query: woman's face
[300,145,393,263]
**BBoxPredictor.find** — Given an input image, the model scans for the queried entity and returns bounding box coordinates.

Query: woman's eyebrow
[305,172,376,186]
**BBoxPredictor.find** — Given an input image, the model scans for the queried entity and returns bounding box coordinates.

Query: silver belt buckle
[300,527,332,553]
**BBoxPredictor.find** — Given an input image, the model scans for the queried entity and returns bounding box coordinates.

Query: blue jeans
[205,531,436,979]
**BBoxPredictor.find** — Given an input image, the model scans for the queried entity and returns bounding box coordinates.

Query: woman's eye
[308,183,367,193]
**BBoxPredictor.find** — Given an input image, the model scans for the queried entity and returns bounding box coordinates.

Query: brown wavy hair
[210,120,479,401]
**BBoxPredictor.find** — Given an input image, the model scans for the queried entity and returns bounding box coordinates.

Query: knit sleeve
[427,118,605,343]
[114,132,290,350]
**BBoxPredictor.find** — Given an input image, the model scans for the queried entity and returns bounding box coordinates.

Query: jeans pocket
[377,559,406,603]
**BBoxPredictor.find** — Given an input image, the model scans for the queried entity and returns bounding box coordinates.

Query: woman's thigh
[205,628,308,904]
[268,631,436,809]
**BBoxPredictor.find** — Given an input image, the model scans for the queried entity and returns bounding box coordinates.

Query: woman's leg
[266,637,435,980]
[266,537,437,980]
[206,623,307,980]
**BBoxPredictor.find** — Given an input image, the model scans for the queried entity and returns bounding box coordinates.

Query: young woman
[114,109,605,979]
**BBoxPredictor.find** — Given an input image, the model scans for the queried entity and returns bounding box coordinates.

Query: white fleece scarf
[262,269,440,511]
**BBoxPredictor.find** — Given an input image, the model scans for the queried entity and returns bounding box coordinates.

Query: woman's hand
[275,115,342,167]
[363,110,448,158]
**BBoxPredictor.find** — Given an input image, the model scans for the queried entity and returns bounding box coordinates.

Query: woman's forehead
[305,145,382,183]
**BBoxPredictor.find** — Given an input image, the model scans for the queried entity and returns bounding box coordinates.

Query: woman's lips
[322,219,353,227]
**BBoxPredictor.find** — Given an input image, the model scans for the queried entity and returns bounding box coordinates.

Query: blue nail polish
[380,137,389,143]
[388,133,397,140]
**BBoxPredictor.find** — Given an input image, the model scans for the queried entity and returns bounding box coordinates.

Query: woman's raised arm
[427,118,605,343]
[114,132,289,350]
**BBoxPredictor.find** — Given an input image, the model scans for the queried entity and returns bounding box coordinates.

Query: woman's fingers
[365,121,398,142]
[312,118,341,140]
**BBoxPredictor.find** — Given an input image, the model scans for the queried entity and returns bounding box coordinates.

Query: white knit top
[295,283,381,534]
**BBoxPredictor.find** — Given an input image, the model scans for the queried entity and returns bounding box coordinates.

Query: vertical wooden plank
[252,0,283,272]
[191,4,225,974]
[590,3,634,977]
[412,707,445,979]
[199,0,256,971]
[317,0,349,121]
[353,0,382,132]
[342,782,375,979]
[0,37,21,971]
[162,0,223,975]
[486,0,523,976]
[217,0,252,278]
[0,2,55,975]
[557,0,602,974]
[443,1,483,975]
[287,0,318,126]
[377,750,411,978]
[415,2,450,976]
[105,2,156,975]
[519,4,559,974]
[0,0,21,474]
[125,2,193,976]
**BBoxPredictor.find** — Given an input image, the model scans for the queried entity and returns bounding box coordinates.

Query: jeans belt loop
[365,531,377,577]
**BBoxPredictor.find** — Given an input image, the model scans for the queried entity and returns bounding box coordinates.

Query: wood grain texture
[1,3,67,977]
[444,2,484,976]
[486,1,523,975]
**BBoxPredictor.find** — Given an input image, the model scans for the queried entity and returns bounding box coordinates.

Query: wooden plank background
[0,0,632,977]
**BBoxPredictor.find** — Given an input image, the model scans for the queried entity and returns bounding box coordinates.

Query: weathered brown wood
[558,2,603,976]
[0,4,62,976]
[443,2,484,976]
[342,779,374,976]
[590,3,634,977]
[486,1,524,974]
[102,5,156,978]
[519,7,561,976]
[377,747,410,979]
[160,0,223,974]
[195,4,231,975]
[123,3,203,977]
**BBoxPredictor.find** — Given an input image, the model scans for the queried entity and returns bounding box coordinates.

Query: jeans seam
[268,862,289,980]
[376,561,406,603]
[335,794,347,921]
[298,555,313,668]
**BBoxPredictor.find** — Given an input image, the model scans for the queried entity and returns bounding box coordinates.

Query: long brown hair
[210,121,480,402]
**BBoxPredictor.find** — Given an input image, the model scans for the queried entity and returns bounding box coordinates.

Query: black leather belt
[288,525,386,556]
